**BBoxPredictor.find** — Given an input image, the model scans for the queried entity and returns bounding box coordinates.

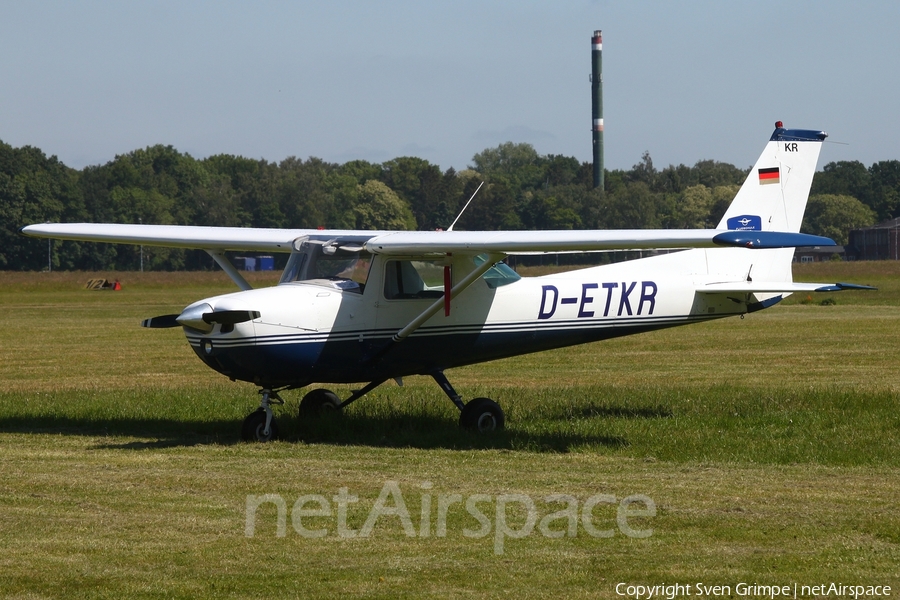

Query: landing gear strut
[432,371,505,432]
[243,373,504,441]
[241,389,284,442]
[298,379,388,419]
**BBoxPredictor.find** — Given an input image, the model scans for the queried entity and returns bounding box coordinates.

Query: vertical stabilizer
[717,123,827,234]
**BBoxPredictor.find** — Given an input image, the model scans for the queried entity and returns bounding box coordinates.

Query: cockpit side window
[383,259,446,300]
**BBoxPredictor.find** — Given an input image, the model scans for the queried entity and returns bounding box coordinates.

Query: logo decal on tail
[726,215,762,231]
[758,167,780,185]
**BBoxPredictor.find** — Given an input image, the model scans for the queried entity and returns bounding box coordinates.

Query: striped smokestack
[591,30,604,190]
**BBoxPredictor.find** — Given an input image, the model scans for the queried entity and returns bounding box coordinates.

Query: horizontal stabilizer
[701,281,877,294]
[809,282,878,292]
[711,231,835,249]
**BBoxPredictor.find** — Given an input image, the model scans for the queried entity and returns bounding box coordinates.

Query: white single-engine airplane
[21,123,873,441]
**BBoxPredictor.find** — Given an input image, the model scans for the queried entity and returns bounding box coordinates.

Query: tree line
[2,137,897,271]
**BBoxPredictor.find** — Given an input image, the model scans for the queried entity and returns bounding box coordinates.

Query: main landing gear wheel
[242,408,279,442]
[431,371,505,433]
[299,388,342,418]
[459,397,505,432]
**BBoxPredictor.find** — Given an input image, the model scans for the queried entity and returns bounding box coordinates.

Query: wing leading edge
[18,223,374,252]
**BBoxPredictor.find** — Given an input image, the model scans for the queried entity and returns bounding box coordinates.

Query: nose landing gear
[241,389,284,442]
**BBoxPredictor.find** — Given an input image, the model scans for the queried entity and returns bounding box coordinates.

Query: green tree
[692,160,747,189]
[380,157,445,230]
[671,185,714,229]
[868,160,900,221]
[521,184,594,230]
[811,161,870,208]
[470,142,544,191]
[275,157,338,228]
[627,151,657,188]
[0,142,81,270]
[802,194,876,246]
[453,178,522,231]
[190,173,245,227]
[353,180,416,230]
[709,185,739,227]
[600,182,660,229]
[338,159,382,185]
[544,155,585,187]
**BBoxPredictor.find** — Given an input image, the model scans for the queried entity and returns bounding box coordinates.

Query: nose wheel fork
[241,389,285,442]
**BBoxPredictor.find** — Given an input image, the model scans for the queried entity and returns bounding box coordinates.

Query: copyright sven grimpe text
[615,582,892,600]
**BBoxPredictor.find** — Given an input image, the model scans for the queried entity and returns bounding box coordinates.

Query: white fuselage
[181,248,769,388]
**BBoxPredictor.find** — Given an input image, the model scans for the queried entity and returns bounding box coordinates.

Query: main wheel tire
[459,397,505,432]
[241,409,279,442]
[299,389,342,418]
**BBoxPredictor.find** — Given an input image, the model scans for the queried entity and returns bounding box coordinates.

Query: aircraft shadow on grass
[0,403,674,451]
[575,404,673,419]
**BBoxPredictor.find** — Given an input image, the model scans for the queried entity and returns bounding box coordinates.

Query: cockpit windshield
[279,236,374,293]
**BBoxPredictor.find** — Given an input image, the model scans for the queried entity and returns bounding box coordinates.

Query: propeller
[141,314,181,328]
[141,307,260,330]
[201,310,261,325]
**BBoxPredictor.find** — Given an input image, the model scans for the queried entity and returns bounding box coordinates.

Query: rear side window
[475,254,521,289]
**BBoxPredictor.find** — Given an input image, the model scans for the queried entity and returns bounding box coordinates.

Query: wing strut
[364,253,504,364]
[206,250,252,291]
[392,253,501,342]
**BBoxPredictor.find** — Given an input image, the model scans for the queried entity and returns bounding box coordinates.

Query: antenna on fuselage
[447,181,484,232]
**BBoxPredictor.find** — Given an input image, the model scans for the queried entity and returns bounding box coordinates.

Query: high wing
[18,223,834,255]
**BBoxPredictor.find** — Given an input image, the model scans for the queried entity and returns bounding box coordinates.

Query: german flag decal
[758,167,780,185]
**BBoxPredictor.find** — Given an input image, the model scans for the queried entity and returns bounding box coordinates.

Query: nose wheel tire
[299,389,342,418]
[242,408,279,442]
[459,397,505,432]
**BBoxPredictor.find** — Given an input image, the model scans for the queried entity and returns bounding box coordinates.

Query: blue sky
[2,1,897,173]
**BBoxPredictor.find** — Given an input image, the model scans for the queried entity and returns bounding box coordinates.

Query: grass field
[1,262,898,599]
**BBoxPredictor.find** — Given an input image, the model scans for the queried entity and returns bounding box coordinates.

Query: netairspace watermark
[615,582,892,600]
[245,480,656,555]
